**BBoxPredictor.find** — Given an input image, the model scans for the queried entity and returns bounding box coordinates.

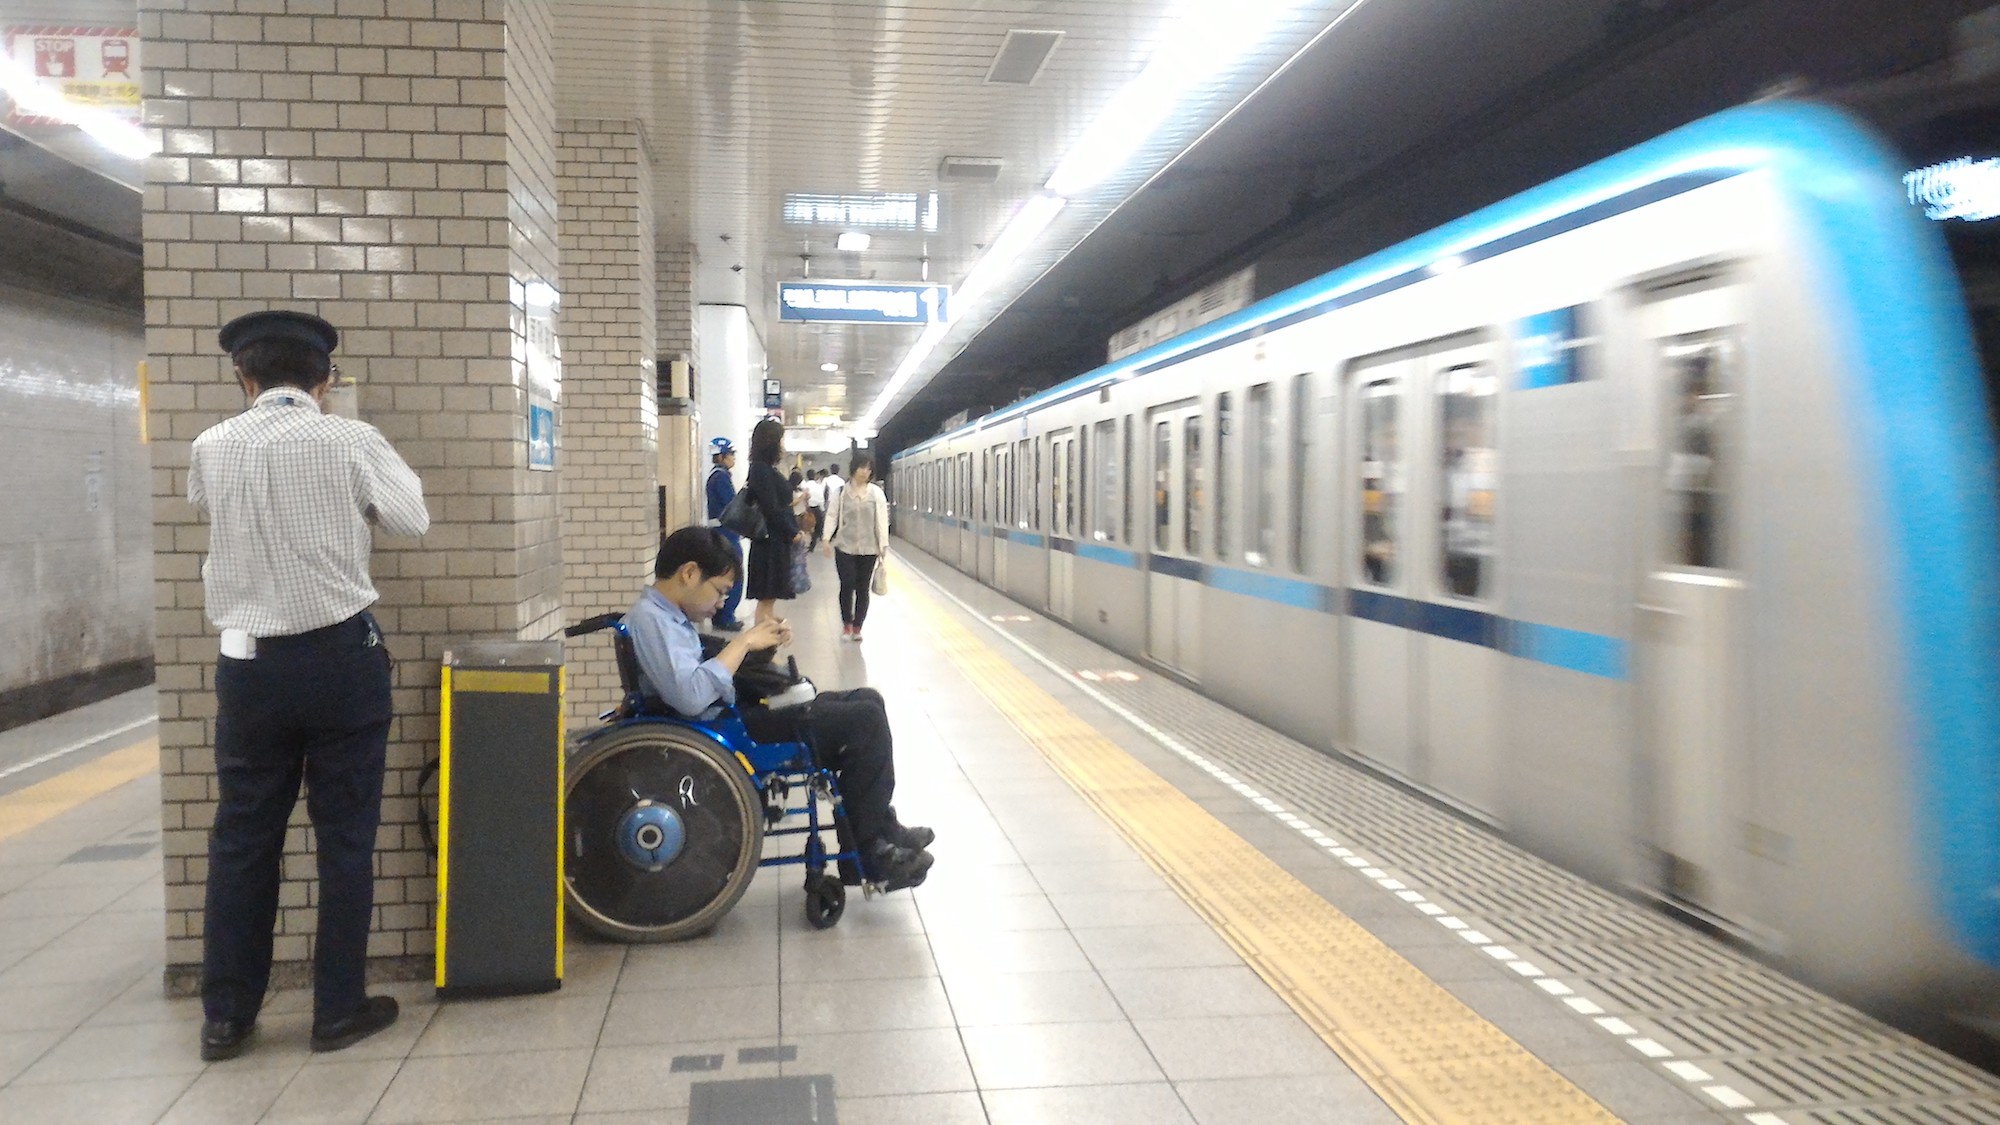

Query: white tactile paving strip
[897,544,2000,1125]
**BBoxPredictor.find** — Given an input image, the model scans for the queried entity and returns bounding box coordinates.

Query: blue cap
[710,437,735,456]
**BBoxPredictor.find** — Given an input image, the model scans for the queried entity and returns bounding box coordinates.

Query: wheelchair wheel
[804,873,845,930]
[565,723,762,942]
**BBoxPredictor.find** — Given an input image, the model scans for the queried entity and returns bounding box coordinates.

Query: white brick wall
[557,120,657,729]
[140,0,564,984]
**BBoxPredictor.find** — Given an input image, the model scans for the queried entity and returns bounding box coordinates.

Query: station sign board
[779,281,949,325]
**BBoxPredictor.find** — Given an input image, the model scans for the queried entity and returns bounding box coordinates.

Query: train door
[1048,428,1076,620]
[993,443,1010,589]
[1417,341,1503,816]
[954,452,973,571]
[1344,355,1418,779]
[1637,278,1755,931]
[1145,400,1203,680]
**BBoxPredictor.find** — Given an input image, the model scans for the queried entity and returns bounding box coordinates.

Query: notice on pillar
[3,27,141,125]
[525,279,561,472]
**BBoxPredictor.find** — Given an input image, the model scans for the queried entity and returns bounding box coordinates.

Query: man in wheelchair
[626,527,936,891]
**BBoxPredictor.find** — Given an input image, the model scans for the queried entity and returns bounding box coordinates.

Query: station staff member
[188,311,430,1062]
[704,436,745,631]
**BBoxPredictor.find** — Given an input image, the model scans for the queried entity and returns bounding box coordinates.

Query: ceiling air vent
[939,156,1003,183]
[986,29,1063,85]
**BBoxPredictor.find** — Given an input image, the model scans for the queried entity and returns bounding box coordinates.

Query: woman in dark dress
[743,417,803,624]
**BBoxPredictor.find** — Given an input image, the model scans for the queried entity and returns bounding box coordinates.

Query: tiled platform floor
[0,550,1408,1124]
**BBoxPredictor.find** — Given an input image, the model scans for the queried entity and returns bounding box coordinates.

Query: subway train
[892,102,2000,1046]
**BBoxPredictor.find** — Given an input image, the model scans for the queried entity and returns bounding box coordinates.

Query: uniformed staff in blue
[189,311,431,1062]
[704,436,745,631]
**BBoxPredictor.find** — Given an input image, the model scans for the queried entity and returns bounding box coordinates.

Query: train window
[1016,439,1030,528]
[1291,374,1311,573]
[1123,415,1135,545]
[1247,383,1275,567]
[982,450,991,523]
[1032,440,1043,530]
[1438,363,1498,599]
[1153,420,1172,550]
[1066,436,1078,537]
[1184,414,1204,556]
[1093,418,1119,542]
[1077,428,1088,537]
[1216,392,1233,558]
[1664,335,1736,569]
[1359,374,1402,586]
[960,453,971,518]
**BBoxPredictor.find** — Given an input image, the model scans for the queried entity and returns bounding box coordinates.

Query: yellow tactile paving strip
[902,579,1622,1125]
[0,739,159,844]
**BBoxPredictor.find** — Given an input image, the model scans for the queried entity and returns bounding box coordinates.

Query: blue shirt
[626,588,735,719]
[706,465,736,521]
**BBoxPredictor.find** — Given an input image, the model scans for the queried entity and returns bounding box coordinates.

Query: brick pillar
[140,0,563,991]
[556,120,656,729]
[656,241,703,540]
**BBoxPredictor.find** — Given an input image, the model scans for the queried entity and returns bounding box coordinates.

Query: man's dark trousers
[202,613,392,1026]
[743,688,894,846]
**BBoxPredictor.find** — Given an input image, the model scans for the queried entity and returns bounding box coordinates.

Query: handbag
[871,555,890,597]
[719,487,766,539]
[790,541,812,595]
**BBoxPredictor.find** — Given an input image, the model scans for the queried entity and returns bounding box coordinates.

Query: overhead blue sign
[779,282,949,325]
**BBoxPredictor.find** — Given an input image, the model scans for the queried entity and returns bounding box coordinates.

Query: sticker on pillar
[524,277,561,472]
[529,404,555,471]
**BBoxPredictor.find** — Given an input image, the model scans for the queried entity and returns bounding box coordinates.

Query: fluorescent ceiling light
[1045,0,1306,198]
[858,192,1066,431]
[0,52,154,160]
[835,231,871,252]
[860,0,1327,434]
[820,362,839,372]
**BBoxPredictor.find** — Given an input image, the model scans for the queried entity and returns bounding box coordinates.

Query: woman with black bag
[743,418,803,624]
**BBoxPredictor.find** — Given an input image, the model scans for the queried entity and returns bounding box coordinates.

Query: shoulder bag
[719,486,766,539]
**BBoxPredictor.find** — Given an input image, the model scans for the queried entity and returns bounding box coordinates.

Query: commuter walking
[824,463,846,515]
[188,311,430,1062]
[744,418,804,624]
[824,454,891,640]
[805,468,828,549]
[704,437,744,631]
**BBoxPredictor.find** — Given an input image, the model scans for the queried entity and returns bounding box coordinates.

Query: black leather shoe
[885,806,935,850]
[865,839,934,892]
[199,1018,255,1062]
[310,995,399,1053]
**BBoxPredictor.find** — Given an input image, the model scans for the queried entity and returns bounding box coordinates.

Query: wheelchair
[560,612,867,940]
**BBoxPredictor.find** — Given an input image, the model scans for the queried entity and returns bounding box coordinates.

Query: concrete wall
[0,284,153,726]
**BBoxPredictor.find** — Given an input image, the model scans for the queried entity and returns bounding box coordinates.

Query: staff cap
[218,310,339,356]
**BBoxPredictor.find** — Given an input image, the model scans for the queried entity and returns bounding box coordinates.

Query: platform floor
[1,544,1997,1123]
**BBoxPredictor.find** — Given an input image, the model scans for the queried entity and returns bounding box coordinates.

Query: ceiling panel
[551,0,1350,436]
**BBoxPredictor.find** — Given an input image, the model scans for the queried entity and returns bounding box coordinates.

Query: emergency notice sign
[3,27,141,126]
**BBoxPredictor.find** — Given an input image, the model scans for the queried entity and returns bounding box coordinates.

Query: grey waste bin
[436,639,565,997]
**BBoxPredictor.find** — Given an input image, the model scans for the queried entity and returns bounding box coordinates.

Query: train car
[892,101,2000,1047]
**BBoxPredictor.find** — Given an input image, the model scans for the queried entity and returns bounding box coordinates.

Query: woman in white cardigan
[822,454,891,640]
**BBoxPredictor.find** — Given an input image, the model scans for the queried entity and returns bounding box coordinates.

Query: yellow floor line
[0,739,159,844]
[902,578,1621,1124]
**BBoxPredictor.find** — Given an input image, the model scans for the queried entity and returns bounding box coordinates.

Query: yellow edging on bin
[451,669,550,695]
[555,666,565,982]
[436,665,453,989]
[902,579,1622,1125]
